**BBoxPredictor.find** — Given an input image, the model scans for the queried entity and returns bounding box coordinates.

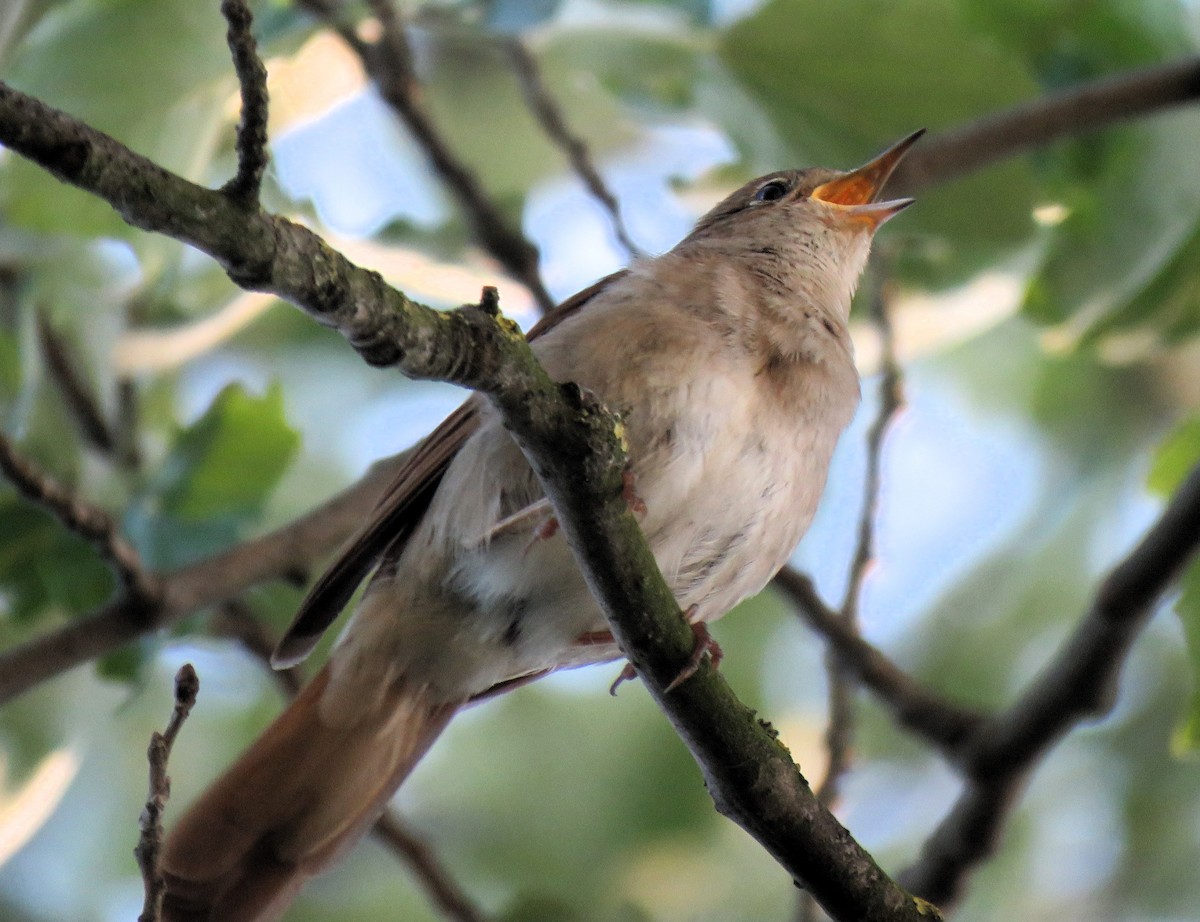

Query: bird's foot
[609,662,638,696]
[664,611,723,693]
[522,515,560,555]
[622,469,647,518]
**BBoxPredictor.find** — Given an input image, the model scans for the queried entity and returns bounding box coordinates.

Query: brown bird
[160,130,922,921]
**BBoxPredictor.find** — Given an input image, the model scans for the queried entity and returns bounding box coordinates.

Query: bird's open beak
[811,129,924,227]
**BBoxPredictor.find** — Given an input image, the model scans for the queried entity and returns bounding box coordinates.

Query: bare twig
[0,430,155,602]
[504,39,642,260]
[774,568,987,757]
[371,810,491,922]
[115,376,142,469]
[209,601,305,697]
[900,460,1200,907]
[135,663,200,922]
[815,267,905,809]
[219,0,269,203]
[35,309,118,454]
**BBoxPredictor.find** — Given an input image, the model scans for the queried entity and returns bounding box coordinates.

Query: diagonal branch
[35,309,119,456]
[504,39,643,260]
[0,450,404,704]
[774,568,988,758]
[0,39,934,922]
[0,430,155,602]
[900,459,1200,907]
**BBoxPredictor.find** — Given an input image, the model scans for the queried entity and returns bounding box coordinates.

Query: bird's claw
[664,615,723,693]
[609,662,638,696]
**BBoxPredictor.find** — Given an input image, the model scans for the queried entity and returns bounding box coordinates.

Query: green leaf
[155,382,299,521]
[1007,0,1200,343]
[1148,416,1200,497]
[1,0,236,241]
[0,500,114,623]
[95,639,151,685]
[1171,560,1200,755]
[718,0,1041,287]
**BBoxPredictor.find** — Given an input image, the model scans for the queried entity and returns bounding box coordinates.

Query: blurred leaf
[1,0,236,242]
[1079,220,1200,349]
[1171,560,1200,755]
[718,0,1041,286]
[94,639,150,685]
[0,331,20,402]
[1148,416,1200,496]
[0,500,114,623]
[1023,111,1200,340]
[540,29,700,113]
[1008,0,1200,343]
[155,382,299,521]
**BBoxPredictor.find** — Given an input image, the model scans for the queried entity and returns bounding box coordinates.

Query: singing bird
[161,131,922,921]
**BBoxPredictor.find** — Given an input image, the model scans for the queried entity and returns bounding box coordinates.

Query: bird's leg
[522,515,560,555]
[664,607,723,693]
[622,469,647,517]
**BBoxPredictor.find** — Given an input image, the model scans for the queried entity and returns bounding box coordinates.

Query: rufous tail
[160,665,458,922]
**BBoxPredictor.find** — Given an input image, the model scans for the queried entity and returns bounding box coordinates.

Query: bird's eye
[754,180,789,203]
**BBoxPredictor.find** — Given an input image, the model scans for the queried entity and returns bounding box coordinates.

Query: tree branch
[900,460,1200,906]
[135,663,200,922]
[7,21,1198,922]
[774,568,988,757]
[891,54,1200,193]
[220,0,270,204]
[35,309,119,456]
[815,266,905,810]
[0,430,154,602]
[0,451,403,704]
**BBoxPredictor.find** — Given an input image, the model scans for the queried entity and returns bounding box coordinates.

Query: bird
[160,130,922,922]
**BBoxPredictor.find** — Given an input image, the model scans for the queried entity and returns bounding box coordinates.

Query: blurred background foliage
[2,0,1200,920]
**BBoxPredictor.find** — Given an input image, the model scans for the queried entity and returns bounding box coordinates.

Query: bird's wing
[273,270,630,667]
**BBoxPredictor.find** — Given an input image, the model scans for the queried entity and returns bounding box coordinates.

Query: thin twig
[135,663,200,922]
[219,0,270,203]
[209,601,305,697]
[815,266,905,807]
[774,567,987,758]
[36,309,118,455]
[504,39,642,260]
[900,459,1200,907]
[115,376,142,469]
[373,811,491,922]
[296,0,557,313]
[0,430,155,602]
